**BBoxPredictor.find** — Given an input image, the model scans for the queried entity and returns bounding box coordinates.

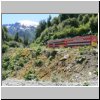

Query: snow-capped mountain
[3,20,39,41]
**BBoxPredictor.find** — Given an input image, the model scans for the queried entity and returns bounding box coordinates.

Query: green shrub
[8,61,15,70]
[8,64,14,70]
[62,18,79,28]
[80,51,84,55]
[13,58,25,70]
[77,25,90,36]
[8,41,19,47]
[23,58,29,63]
[94,69,98,76]
[24,71,37,80]
[44,51,51,58]
[76,56,86,64]
[89,16,98,33]
[18,58,24,67]
[83,82,89,86]
[35,47,42,57]
[49,56,54,61]
[15,54,20,60]
[2,71,8,80]
[34,59,43,67]
[3,56,10,62]
[19,62,24,67]
[92,49,98,55]
[52,77,58,82]
[2,62,9,70]
[2,56,10,70]
[79,47,86,55]
[47,50,57,60]
[51,75,59,83]
[2,44,9,53]
[50,50,57,57]
[82,14,89,24]
[14,66,22,71]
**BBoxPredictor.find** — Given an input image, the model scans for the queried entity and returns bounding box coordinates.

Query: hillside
[2,46,98,86]
[2,14,98,86]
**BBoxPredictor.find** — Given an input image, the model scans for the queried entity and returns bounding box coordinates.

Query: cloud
[18,20,39,27]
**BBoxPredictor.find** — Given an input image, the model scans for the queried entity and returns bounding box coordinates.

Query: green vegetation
[2,44,9,53]
[35,47,42,56]
[34,59,43,67]
[2,14,98,83]
[51,73,59,83]
[83,82,89,86]
[2,14,98,49]
[34,14,98,45]
[76,56,86,64]
[2,26,9,41]
[8,41,20,47]
[23,34,29,46]
[14,32,19,42]
[24,70,38,80]
[94,69,98,76]
[2,71,8,80]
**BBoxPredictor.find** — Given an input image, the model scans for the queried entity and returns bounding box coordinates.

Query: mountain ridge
[3,22,37,42]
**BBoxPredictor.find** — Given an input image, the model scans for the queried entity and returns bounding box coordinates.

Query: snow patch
[18,20,39,27]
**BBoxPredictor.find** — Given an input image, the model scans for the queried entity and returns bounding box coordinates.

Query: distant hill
[3,22,37,42]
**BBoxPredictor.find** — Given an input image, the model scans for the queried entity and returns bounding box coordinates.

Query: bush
[50,50,57,57]
[83,82,89,86]
[80,51,84,55]
[51,74,59,83]
[15,54,20,60]
[2,44,9,53]
[35,47,42,56]
[66,27,77,37]
[2,56,10,70]
[92,49,98,55]
[77,25,90,36]
[62,18,79,28]
[89,16,98,33]
[76,56,86,64]
[82,14,89,24]
[79,47,86,55]
[44,50,51,58]
[2,62,9,70]
[3,56,10,62]
[18,58,24,67]
[8,41,19,47]
[7,61,15,70]
[94,69,98,76]
[2,71,8,80]
[14,66,22,71]
[8,64,14,70]
[24,71,37,80]
[34,59,43,67]
[48,56,54,61]
[13,58,25,70]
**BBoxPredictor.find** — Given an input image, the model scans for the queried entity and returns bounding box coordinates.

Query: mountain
[3,21,38,42]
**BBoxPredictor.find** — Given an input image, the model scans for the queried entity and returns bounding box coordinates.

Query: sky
[2,14,59,26]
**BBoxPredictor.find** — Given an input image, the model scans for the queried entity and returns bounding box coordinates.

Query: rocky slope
[2,46,98,86]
